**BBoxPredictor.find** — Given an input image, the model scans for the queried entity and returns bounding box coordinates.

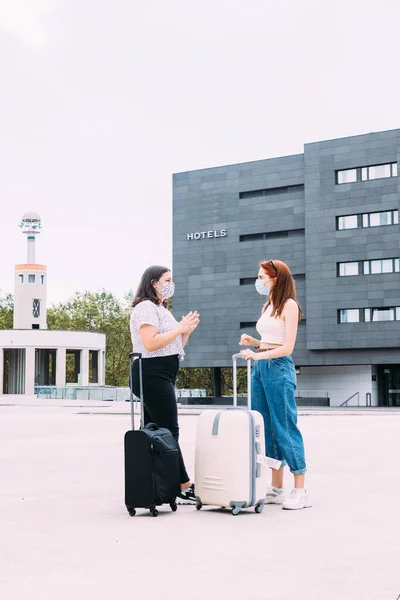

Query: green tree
[47,290,132,386]
[176,367,214,396]
[0,294,13,329]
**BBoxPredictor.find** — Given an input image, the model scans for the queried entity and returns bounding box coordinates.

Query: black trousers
[131,355,189,485]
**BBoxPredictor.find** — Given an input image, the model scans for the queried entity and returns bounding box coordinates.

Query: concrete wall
[297,365,375,407]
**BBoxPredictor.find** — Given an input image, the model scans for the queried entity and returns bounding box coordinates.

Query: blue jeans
[251,356,307,475]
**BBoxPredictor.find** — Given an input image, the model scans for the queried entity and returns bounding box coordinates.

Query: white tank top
[256,304,285,345]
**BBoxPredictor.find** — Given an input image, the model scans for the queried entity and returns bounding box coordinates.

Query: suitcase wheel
[231,507,241,516]
[127,507,136,517]
[195,501,202,511]
[170,501,178,512]
[254,503,264,514]
[149,506,159,517]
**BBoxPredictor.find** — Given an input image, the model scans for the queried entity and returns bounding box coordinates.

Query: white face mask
[255,278,270,296]
[158,281,175,299]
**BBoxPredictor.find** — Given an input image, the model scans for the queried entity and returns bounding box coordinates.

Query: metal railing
[36,386,131,401]
[175,389,207,398]
[340,391,360,407]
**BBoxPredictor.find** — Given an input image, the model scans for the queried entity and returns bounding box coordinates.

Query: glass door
[378,365,400,406]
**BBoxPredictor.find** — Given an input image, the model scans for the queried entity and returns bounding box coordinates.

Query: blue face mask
[255,279,270,296]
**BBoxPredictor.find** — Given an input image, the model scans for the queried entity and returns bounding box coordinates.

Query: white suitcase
[194,353,281,515]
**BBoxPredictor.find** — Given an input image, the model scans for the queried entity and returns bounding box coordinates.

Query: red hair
[260,260,302,320]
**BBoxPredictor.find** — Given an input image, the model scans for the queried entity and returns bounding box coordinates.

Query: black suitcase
[124,352,181,517]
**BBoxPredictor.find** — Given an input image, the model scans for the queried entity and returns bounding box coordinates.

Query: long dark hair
[132,265,170,308]
[260,260,303,320]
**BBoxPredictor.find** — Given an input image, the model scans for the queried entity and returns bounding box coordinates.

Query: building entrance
[35,349,57,386]
[2,349,26,394]
[377,365,400,406]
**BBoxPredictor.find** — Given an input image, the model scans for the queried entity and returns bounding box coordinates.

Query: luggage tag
[256,455,282,470]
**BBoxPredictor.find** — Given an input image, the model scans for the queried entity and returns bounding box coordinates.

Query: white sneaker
[282,488,312,510]
[265,485,284,504]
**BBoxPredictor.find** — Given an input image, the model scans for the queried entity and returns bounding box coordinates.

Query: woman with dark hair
[240,260,311,510]
[130,265,200,503]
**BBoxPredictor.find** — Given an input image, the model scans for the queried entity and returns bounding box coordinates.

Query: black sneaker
[176,483,196,505]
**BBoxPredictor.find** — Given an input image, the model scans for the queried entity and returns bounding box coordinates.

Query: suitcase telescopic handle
[129,352,144,430]
[232,353,252,408]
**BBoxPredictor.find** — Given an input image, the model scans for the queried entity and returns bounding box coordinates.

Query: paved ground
[1,397,399,600]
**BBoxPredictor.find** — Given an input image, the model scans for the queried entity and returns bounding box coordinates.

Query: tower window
[32,299,41,318]
[19,274,24,283]
[41,275,45,284]
[28,274,36,283]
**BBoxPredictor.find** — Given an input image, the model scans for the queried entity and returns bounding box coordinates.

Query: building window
[32,299,41,318]
[240,228,304,242]
[336,210,398,230]
[239,184,304,199]
[19,274,24,283]
[339,309,360,323]
[32,324,40,329]
[240,321,257,328]
[337,169,358,184]
[338,262,359,276]
[340,307,400,323]
[41,275,45,284]
[28,274,35,283]
[337,215,358,230]
[240,273,305,285]
[369,211,393,227]
[240,278,256,286]
[362,163,397,180]
[336,162,397,184]
[365,308,396,322]
[365,259,399,274]
[240,318,307,327]
[338,258,399,276]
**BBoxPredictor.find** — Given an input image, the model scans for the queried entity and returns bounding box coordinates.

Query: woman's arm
[240,334,260,348]
[139,312,200,352]
[139,324,183,352]
[182,312,201,347]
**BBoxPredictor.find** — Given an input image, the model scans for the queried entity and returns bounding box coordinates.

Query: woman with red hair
[240,260,311,510]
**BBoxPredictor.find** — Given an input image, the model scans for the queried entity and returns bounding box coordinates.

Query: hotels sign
[187,229,227,241]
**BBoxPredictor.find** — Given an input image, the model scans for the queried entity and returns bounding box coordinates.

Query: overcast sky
[0,0,399,304]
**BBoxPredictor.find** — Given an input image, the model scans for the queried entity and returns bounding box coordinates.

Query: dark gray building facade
[172,129,400,407]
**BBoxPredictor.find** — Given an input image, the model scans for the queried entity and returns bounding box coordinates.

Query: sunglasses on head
[267,259,277,275]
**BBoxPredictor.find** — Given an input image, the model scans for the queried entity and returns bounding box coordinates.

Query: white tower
[13,212,48,330]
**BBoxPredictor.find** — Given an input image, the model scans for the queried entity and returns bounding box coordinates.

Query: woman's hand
[240,334,258,347]
[241,349,258,361]
[178,311,200,334]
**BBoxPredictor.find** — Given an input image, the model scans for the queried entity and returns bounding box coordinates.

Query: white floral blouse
[130,300,184,359]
